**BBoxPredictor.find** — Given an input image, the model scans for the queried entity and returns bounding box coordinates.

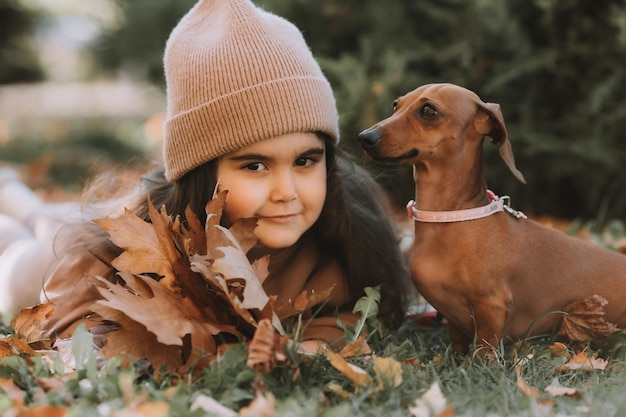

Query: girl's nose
[270,170,298,202]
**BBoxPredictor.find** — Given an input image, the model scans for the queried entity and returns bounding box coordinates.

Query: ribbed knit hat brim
[163,0,339,181]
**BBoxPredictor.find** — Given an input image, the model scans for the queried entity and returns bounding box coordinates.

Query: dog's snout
[357,128,381,149]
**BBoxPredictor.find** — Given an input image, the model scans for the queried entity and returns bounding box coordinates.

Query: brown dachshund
[358,83,626,353]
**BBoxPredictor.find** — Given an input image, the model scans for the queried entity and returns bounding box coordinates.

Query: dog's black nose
[357,128,381,149]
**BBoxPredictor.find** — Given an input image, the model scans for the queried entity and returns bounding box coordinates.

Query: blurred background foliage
[1,0,626,222]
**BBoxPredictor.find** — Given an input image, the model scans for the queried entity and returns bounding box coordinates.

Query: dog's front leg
[448,324,472,353]
[471,297,511,355]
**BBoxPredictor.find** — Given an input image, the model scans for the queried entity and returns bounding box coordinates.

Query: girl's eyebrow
[226,146,325,161]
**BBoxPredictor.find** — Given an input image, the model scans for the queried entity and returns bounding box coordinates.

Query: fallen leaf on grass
[239,392,276,417]
[548,342,571,360]
[515,365,540,398]
[544,378,581,399]
[325,350,372,387]
[558,295,620,342]
[339,336,372,358]
[408,382,453,417]
[246,318,287,374]
[373,356,402,390]
[556,351,608,372]
[12,303,54,347]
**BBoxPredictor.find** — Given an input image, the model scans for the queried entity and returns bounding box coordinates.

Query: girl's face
[216,132,327,249]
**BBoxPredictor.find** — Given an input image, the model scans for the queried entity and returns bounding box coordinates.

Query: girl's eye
[243,162,267,172]
[295,157,315,167]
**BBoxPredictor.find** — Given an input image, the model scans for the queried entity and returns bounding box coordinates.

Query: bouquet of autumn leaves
[15,191,335,372]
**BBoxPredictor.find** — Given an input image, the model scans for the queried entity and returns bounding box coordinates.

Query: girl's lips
[260,214,297,224]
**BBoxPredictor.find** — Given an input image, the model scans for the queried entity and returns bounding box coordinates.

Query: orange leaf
[556,351,608,372]
[94,207,181,287]
[339,336,372,358]
[558,295,620,342]
[274,285,336,321]
[325,350,372,387]
[12,303,54,345]
[0,340,16,360]
[515,365,540,398]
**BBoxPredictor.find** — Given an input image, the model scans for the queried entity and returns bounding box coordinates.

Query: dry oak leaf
[273,286,336,321]
[557,295,620,342]
[88,191,283,369]
[12,303,54,347]
[246,318,287,374]
[89,302,185,370]
[94,204,181,290]
[556,350,608,372]
[90,273,236,367]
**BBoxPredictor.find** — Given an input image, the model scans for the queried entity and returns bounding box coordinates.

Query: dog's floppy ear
[474,102,526,184]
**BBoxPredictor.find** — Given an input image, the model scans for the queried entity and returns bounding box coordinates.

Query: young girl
[40,0,412,355]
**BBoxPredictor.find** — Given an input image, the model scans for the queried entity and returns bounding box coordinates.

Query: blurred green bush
[2,0,625,221]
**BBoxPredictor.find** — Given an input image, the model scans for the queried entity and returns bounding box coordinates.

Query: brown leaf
[544,380,581,399]
[181,205,206,255]
[556,351,608,372]
[0,340,16,360]
[548,342,571,360]
[325,350,372,387]
[557,295,620,342]
[2,335,37,356]
[89,303,185,370]
[94,207,181,287]
[515,365,540,398]
[273,285,336,321]
[372,356,402,390]
[12,303,54,345]
[81,192,281,371]
[246,318,286,374]
[90,273,236,365]
[339,336,372,358]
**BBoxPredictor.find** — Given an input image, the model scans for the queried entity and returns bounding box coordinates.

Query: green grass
[2,315,626,417]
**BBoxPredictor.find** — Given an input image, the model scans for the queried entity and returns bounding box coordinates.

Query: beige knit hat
[163,0,339,181]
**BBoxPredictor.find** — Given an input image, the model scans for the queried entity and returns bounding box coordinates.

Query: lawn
[2,299,626,417]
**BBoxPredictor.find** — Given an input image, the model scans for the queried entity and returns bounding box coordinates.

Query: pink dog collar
[407,190,527,223]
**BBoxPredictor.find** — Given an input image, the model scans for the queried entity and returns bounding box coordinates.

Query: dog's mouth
[367,148,419,163]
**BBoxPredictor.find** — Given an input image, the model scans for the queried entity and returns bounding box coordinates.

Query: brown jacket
[42,235,358,349]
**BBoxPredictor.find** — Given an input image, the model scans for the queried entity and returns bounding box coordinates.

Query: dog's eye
[392,100,398,112]
[419,104,438,119]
